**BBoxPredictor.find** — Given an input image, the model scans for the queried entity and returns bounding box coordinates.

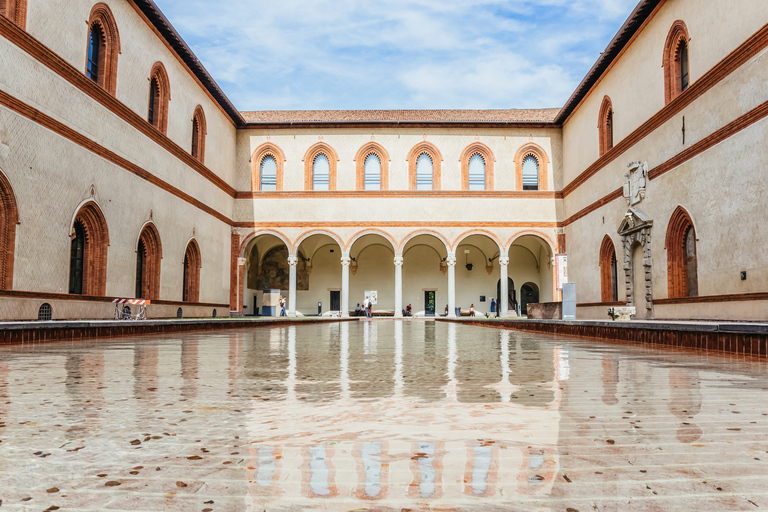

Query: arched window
[364,154,381,190]
[468,154,485,191]
[663,21,691,104]
[407,142,442,191]
[147,62,170,134]
[260,155,278,191]
[599,235,618,302]
[183,240,201,302]
[191,106,206,163]
[665,206,698,298]
[515,143,549,191]
[85,3,120,95]
[312,154,330,191]
[69,202,109,296]
[136,223,162,299]
[0,0,27,28]
[0,170,18,291]
[251,143,285,191]
[460,143,494,191]
[598,96,614,157]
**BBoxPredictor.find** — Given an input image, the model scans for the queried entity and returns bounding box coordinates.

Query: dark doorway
[424,291,436,316]
[520,282,540,315]
[330,290,341,312]
[69,222,85,295]
[496,278,516,313]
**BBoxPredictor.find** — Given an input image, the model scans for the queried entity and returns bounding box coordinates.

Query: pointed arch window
[260,156,278,191]
[600,236,618,302]
[407,142,442,191]
[312,154,330,191]
[663,21,691,104]
[0,171,18,291]
[665,206,698,298]
[467,154,485,191]
[515,143,548,191]
[598,96,614,157]
[522,156,539,190]
[460,143,494,191]
[251,143,285,192]
[136,224,162,300]
[84,3,120,95]
[86,25,102,84]
[183,240,201,303]
[364,154,382,190]
[191,106,206,163]
[416,153,433,190]
[147,62,170,134]
[69,223,85,295]
[355,143,389,191]
[69,202,109,296]
[303,143,338,191]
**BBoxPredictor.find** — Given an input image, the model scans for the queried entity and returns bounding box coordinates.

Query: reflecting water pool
[1,321,768,511]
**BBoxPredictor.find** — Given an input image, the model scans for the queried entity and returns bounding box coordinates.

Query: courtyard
[0,321,767,511]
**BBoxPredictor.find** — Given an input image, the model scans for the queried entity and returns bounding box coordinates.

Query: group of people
[280,295,504,318]
[355,296,374,318]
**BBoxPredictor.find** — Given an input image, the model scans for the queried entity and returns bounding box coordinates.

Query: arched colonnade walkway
[238,229,557,318]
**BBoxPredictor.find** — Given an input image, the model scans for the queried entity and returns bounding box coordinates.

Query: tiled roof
[241,109,561,124]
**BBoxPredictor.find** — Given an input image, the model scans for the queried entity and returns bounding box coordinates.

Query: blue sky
[153,0,639,111]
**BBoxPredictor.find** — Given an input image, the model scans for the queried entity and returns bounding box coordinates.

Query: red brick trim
[303,142,339,191]
[354,142,390,191]
[191,105,206,163]
[235,190,560,199]
[1,0,26,29]
[235,221,560,229]
[148,61,171,135]
[0,288,227,307]
[577,301,626,308]
[182,239,201,303]
[230,231,240,312]
[251,142,286,191]
[665,205,695,299]
[459,142,494,191]
[86,3,120,96]
[514,143,549,191]
[72,201,109,297]
[137,223,162,300]
[599,235,617,303]
[654,292,768,305]
[663,20,690,105]
[598,96,613,157]
[407,142,442,191]
[0,169,18,291]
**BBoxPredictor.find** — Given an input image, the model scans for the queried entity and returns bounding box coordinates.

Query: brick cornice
[235,190,562,199]
[0,289,228,308]
[233,221,560,229]
[0,15,236,198]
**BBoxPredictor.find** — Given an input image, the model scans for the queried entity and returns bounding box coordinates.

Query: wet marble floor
[0,321,767,511]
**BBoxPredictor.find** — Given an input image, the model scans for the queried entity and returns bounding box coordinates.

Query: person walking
[279,296,286,316]
[490,297,496,316]
[363,296,371,318]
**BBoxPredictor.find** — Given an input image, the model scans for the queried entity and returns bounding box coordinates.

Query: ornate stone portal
[618,161,653,319]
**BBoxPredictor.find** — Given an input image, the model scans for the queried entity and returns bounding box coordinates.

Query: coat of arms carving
[623,161,648,206]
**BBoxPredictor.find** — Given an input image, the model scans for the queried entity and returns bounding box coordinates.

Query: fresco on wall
[247,246,309,291]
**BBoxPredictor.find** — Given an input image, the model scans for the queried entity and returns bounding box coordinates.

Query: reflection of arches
[182,239,201,302]
[136,223,162,299]
[520,282,539,315]
[70,201,109,296]
[497,277,516,312]
[0,170,18,290]
[666,206,698,298]
[600,235,618,302]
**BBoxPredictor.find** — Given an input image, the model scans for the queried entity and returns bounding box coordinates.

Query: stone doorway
[618,208,654,319]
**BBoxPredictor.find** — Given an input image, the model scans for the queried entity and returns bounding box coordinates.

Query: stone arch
[663,20,691,104]
[191,105,206,163]
[399,229,451,256]
[354,141,390,191]
[665,206,698,298]
[148,61,171,134]
[346,229,398,255]
[303,142,339,191]
[598,96,614,157]
[86,3,120,95]
[239,229,292,258]
[407,142,442,191]
[514,143,549,191]
[599,235,618,302]
[136,222,162,299]
[70,200,109,296]
[1,0,27,28]
[505,230,556,257]
[250,142,286,191]
[182,238,201,302]
[294,229,345,253]
[0,170,18,290]
[460,142,494,191]
[452,229,503,254]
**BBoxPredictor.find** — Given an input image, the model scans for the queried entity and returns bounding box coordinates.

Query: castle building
[0,0,766,321]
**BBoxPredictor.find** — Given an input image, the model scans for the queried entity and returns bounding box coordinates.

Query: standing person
[444,304,449,316]
[490,298,496,316]
[469,304,475,317]
[279,295,286,316]
[363,296,371,318]
[405,304,412,316]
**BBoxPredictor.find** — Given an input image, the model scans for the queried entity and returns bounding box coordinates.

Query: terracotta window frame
[355,142,390,191]
[191,105,206,163]
[136,222,162,300]
[407,142,442,191]
[460,142,494,191]
[599,235,618,302]
[182,239,201,303]
[663,20,691,105]
[303,142,339,191]
[85,3,120,96]
[69,201,109,296]
[665,206,698,298]
[251,142,286,191]
[514,143,549,191]
[598,96,614,157]
[147,62,171,134]
[0,0,27,29]
[0,170,18,290]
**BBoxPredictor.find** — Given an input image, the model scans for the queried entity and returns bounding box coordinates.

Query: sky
[152,0,639,111]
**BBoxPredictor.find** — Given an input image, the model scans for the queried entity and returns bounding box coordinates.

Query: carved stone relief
[618,207,654,319]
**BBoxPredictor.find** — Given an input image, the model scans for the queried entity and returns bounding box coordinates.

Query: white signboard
[556,254,568,290]
[364,290,378,305]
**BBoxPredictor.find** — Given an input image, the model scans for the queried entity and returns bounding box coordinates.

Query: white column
[447,256,457,318]
[341,256,350,318]
[287,256,298,317]
[499,256,509,318]
[394,256,404,318]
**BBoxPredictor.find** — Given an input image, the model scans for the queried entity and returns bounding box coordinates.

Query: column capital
[287,256,299,266]
[237,257,246,266]
[446,256,457,266]
[499,256,510,266]
[341,256,351,266]
[394,256,404,266]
